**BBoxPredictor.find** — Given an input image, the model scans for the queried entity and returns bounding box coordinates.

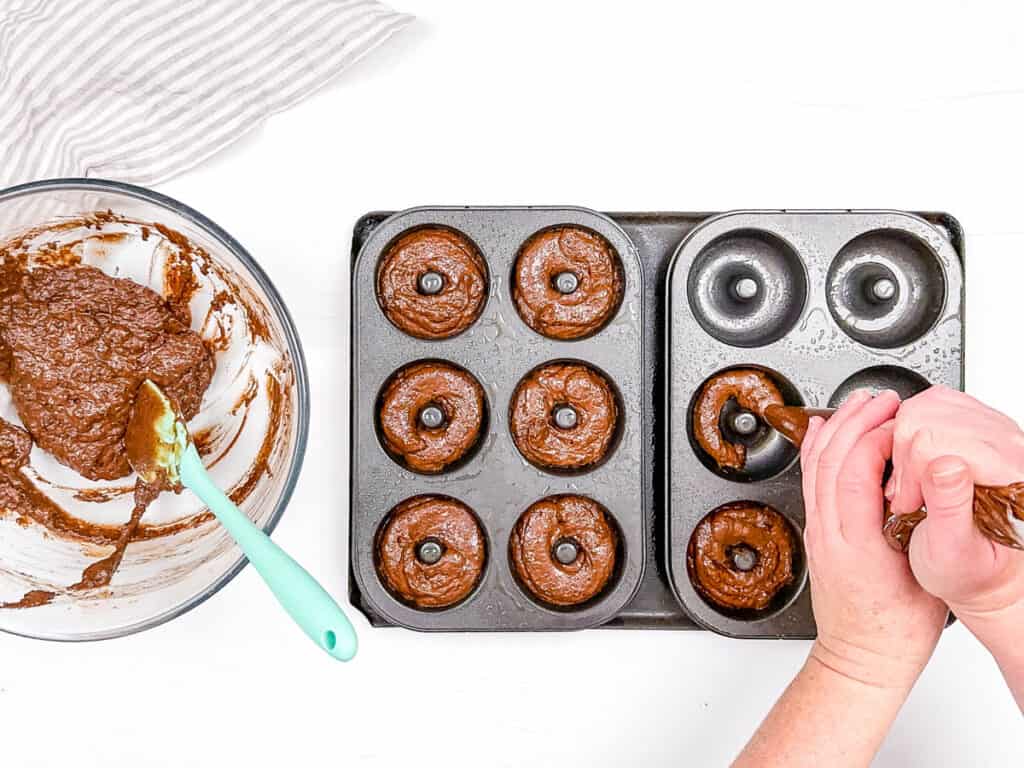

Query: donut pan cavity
[667,211,964,638]
[350,207,646,631]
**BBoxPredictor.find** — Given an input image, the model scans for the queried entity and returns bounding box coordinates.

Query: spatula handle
[180,444,357,661]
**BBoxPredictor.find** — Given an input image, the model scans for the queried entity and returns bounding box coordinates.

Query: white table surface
[2,1,1023,765]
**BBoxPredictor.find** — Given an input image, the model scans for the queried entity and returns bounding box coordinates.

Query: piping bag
[762,404,1024,552]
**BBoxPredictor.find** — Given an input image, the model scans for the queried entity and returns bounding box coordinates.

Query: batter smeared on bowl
[0,258,214,602]
[687,502,795,612]
[0,212,293,608]
[512,226,624,340]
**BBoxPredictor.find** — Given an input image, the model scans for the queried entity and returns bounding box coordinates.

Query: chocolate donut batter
[762,404,835,448]
[0,419,63,607]
[0,419,60,523]
[687,502,795,612]
[378,361,485,474]
[510,362,618,470]
[0,213,292,611]
[509,494,618,607]
[0,264,213,481]
[0,589,55,609]
[375,495,486,609]
[693,369,784,471]
[377,226,488,340]
[0,259,214,603]
[513,226,624,340]
[0,377,282,554]
[964,483,1024,549]
[70,382,191,592]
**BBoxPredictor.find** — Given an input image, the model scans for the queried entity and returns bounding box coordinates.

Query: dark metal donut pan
[350,209,965,635]
[349,207,646,631]
[667,211,964,638]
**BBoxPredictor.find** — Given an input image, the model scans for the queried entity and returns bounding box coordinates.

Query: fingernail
[843,389,871,408]
[931,459,968,490]
[888,467,901,500]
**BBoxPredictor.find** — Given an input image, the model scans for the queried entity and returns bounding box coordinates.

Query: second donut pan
[667,211,964,638]
[349,209,965,635]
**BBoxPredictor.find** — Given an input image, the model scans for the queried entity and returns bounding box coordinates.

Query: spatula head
[125,380,188,489]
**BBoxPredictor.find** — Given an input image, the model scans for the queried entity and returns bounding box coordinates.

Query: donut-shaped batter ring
[513,226,624,340]
[376,495,486,609]
[509,494,618,607]
[377,226,488,339]
[693,368,784,470]
[378,361,485,474]
[509,362,618,471]
[687,502,795,612]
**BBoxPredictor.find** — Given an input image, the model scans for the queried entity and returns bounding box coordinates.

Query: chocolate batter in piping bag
[762,404,1024,551]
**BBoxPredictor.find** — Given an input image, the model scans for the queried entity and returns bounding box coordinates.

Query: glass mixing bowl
[0,179,309,641]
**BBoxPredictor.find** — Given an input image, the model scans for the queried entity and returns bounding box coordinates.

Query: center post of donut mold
[732,276,759,301]
[865,275,897,303]
[552,537,581,566]
[418,404,446,430]
[727,544,759,572]
[728,409,760,437]
[552,270,580,295]
[551,404,579,431]
[416,538,445,565]
[417,270,445,296]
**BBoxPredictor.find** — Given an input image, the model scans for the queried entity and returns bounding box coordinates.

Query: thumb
[920,455,977,555]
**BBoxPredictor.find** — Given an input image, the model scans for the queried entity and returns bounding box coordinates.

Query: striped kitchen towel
[0,0,412,187]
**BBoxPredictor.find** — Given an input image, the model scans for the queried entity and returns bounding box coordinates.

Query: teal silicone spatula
[126,379,357,661]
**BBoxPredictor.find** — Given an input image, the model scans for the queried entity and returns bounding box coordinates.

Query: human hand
[888,386,1024,651]
[801,389,947,690]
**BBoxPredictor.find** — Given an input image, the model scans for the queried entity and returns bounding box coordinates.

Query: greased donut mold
[686,502,795,612]
[375,495,486,610]
[377,226,487,340]
[352,208,649,631]
[513,226,624,340]
[509,494,618,607]
[692,368,784,471]
[378,361,485,474]
[509,362,619,471]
